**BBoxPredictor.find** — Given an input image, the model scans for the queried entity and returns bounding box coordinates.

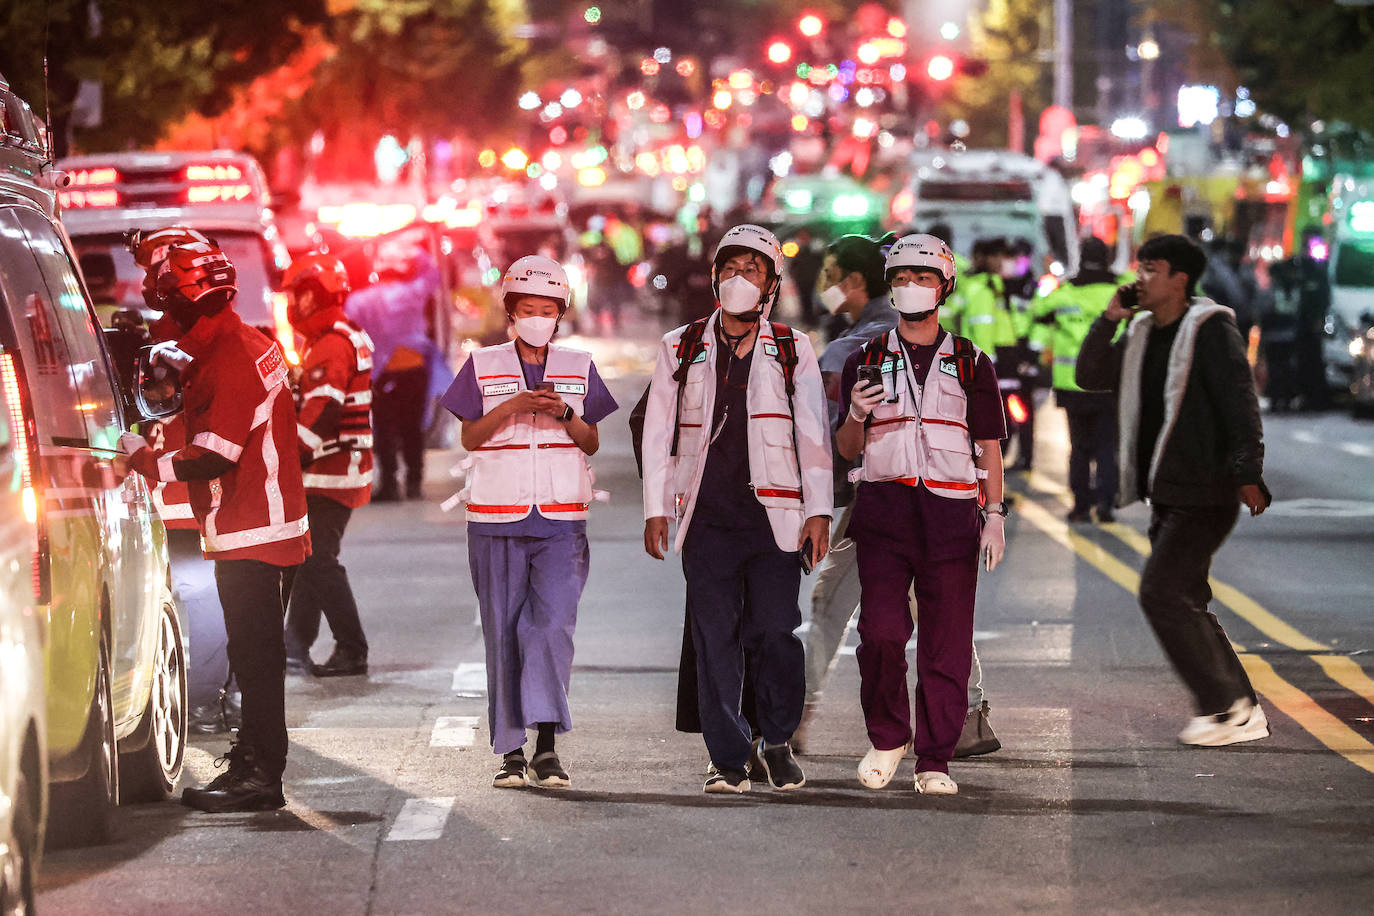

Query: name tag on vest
[482,381,520,396]
[763,342,778,357]
[879,357,906,373]
[691,350,708,364]
[551,382,586,395]
[938,357,960,379]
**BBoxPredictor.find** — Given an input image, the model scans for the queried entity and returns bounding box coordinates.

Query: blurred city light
[676,59,696,77]
[888,18,907,38]
[477,149,497,168]
[940,22,960,41]
[712,90,733,110]
[927,55,955,82]
[1138,39,1160,61]
[627,91,646,110]
[584,6,601,24]
[518,92,541,110]
[654,47,672,64]
[798,14,823,38]
[1111,116,1149,140]
[560,89,582,108]
[768,41,793,64]
[857,43,881,66]
[577,167,607,187]
[1177,85,1221,128]
[501,148,529,170]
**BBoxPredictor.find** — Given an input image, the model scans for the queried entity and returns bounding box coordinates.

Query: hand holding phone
[800,537,815,574]
[1105,283,1140,321]
[856,364,895,404]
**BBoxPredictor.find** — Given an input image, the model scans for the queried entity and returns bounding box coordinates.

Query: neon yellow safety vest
[952,271,1018,356]
[1029,277,1127,391]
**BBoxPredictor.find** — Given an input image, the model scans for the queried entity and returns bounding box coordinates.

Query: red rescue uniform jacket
[294,307,374,508]
[130,308,310,566]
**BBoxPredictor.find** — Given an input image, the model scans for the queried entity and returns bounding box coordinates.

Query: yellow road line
[1025,470,1374,705]
[1014,477,1374,775]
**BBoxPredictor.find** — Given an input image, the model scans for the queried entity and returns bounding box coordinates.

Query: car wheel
[0,752,38,916]
[119,596,188,802]
[47,633,118,847]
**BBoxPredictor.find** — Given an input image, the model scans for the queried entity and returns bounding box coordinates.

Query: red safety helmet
[128,226,213,270]
[155,241,237,328]
[283,251,351,330]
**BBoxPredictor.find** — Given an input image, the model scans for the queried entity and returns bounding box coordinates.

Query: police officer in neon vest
[835,234,1009,797]
[441,256,618,790]
[641,224,833,794]
[1029,237,1129,522]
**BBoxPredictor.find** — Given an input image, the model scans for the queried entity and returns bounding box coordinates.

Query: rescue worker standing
[282,253,375,678]
[1030,237,1127,523]
[120,241,310,812]
[642,224,832,794]
[1076,234,1272,747]
[835,234,1008,796]
[442,256,618,789]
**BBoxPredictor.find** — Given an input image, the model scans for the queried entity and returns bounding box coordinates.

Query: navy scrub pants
[682,522,805,772]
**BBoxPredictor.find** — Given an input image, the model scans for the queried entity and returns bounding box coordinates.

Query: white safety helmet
[501,255,571,314]
[712,223,785,315]
[884,233,957,302]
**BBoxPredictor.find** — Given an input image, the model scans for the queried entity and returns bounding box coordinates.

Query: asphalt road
[37,325,1374,915]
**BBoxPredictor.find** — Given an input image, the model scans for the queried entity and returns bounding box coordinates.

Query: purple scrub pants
[854,539,977,775]
[468,529,589,755]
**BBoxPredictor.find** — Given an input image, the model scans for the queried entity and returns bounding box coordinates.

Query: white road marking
[452,662,487,696]
[385,797,455,842]
[1338,442,1374,458]
[430,716,480,747]
[1264,498,1374,518]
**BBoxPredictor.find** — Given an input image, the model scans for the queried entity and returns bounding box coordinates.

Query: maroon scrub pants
[854,539,978,775]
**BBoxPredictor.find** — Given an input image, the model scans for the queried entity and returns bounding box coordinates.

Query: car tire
[0,748,38,916]
[47,633,118,848]
[119,595,188,803]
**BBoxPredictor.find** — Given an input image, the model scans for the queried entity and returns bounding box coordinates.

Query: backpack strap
[669,317,711,457]
[952,334,978,393]
[769,320,799,397]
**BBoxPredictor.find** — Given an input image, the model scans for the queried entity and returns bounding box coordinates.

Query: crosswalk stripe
[385,797,455,842]
[452,662,486,696]
[430,716,480,747]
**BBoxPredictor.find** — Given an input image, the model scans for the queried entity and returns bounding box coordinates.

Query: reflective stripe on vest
[304,320,374,460]
[856,329,980,499]
[463,342,596,523]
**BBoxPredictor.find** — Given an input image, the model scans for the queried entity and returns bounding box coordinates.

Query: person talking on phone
[641,224,832,794]
[1076,233,1272,747]
[441,256,618,789]
[835,234,1007,796]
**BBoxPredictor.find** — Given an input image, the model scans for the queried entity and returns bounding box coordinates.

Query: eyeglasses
[719,261,767,281]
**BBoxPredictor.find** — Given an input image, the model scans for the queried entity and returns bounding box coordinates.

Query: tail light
[58,168,121,209]
[1005,391,1029,425]
[0,351,51,603]
[272,292,300,366]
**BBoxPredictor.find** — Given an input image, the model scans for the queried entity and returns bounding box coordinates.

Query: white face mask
[891,283,940,319]
[513,315,557,347]
[718,274,763,316]
[819,282,848,314]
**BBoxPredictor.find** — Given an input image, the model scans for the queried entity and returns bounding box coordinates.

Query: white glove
[119,431,150,455]
[980,513,1006,572]
[848,378,885,422]
[149,341,194,372]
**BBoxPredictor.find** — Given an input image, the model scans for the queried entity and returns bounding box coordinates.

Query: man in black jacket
[1076,234,1272,748]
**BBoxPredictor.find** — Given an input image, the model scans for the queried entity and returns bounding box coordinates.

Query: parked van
[1324,175,1374,390]
[0,74,188,848]
[890,149,1080,277]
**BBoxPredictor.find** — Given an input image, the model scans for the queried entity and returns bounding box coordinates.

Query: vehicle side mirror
[133,345,184,420]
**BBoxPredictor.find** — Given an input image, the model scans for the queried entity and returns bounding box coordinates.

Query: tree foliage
[941,0,1051,150]
[0,0,328,155]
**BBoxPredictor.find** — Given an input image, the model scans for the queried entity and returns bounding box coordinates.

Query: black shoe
[285,654,312,676]
[529,751,570,788]
[703,763,750,794]
[745,737,765,782]
[1094,506,1116,524]
[758,743,806,790]
[1066,508,1092,524]
[182,764,285,813]
[199,742,256,792]
[953,701,1002,758]
[311,648,367,678]
[374,486,401,503]
[493,751,527,788]
[405,480,423,500]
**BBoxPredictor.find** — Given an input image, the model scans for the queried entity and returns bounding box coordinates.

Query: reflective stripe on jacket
[462,342,594,523]
[854,329,980,500]
[298,317,375,506]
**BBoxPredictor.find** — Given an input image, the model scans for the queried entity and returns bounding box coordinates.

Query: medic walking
[441,256,618,789]
[282,253,376,678]
[120,240,310,813]
[835,234,1008,796]
[641,224,832,794]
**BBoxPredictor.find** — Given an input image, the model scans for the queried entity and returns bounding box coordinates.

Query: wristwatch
[982,501,1010,517]
[558,404,575,423]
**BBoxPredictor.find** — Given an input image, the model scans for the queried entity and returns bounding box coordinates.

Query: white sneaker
[1178,699,1270,747]
[857,743,909,789]
[915,771,958,795]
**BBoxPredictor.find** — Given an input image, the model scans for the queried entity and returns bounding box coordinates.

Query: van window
[1335,239,1374,288]
[14,209,123,447]
[0,210,88,447]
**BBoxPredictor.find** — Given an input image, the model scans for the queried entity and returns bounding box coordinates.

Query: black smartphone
[535,381,558,393]
[800,537,815,574]
[856,364,895,403]
[1117,283,1140,311]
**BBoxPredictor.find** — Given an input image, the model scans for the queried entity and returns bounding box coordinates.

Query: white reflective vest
[854,329,981,500]
[462,342,595,523]
[641,311,833,552]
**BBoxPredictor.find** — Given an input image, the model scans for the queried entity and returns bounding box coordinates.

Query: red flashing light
[184,164,244,182]
[187,184,254,204]
[70,167,119,186]
[1006,391,1029,425]
[0,351,48,602]
[59,189,119,209]
[927,55,955,82]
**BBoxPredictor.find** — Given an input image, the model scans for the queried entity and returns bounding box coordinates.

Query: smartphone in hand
[1116,283,1140,311]
[857,364,895,403]
[534,381,557,393]
[800,537,815,574]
